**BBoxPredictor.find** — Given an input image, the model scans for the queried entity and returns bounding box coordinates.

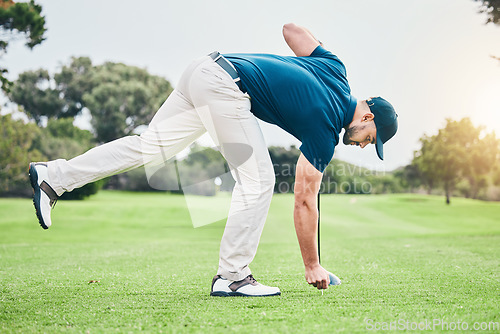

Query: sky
[3,0,500,171]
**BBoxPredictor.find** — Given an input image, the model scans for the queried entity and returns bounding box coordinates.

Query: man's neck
[345,100,367,129]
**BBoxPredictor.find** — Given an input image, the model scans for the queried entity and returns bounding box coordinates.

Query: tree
[268,145,300,193]
[9,69,64,124]
[9,57,173,142]
[474,0,500,25]
[438,119,475,204]
[473,1,500,61]
[492,162,500,186]
[0,113,44,196]
[53,57,93,119]
[0,113,104,199]
[0,0,46,92]
[31,118,105,200]
[393,164,421,193]
[175,143,229,195]
[32,118,95,160]
[413,118,498,204]
[82,61,173,142]
[10,57,94,124]
[412,135,439,194]
[463,130,499,198]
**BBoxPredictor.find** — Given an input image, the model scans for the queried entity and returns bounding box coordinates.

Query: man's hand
[305,263,331,290]
[294,154,325,288]
[282,23,321,57]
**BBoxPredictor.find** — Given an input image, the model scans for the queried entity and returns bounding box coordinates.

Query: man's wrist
[304,262,320,270]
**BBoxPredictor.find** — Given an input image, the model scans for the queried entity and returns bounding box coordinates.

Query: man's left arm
[283,23,322,57]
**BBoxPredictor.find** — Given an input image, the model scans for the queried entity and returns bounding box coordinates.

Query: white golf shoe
[29,163,58,229]
[210,274,281,297]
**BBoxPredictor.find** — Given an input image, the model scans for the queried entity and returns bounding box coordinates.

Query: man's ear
[362,113,375,122]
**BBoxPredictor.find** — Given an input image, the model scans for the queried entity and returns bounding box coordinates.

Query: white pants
[47,55,275,281]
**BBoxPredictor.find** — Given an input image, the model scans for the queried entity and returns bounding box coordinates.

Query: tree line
[3,108,498,203]
[1,0,499,203]
[0,110,403,199]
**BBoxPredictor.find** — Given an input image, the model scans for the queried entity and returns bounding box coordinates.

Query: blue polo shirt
[224,46,357,172]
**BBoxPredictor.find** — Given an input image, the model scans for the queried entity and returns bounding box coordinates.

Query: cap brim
[375,133,384,160]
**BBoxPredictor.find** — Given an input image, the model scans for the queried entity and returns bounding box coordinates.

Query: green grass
[1,192,499,333]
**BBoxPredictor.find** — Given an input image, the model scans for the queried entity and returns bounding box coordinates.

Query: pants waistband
[208,51,243,92]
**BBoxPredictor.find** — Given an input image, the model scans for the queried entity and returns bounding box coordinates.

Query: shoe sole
[210,291,281,297]
[28,163,48,230]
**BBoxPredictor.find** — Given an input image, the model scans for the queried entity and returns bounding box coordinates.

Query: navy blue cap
[367,97,398,160]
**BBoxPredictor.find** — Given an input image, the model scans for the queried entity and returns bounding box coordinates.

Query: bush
[60,179,107,200]
[0,114,44,197]
[0,117,105,199]
[36,120,106,200]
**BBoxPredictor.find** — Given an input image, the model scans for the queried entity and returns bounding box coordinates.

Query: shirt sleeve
[299,135,336,173]
[309,45,337,59]
[308,45,347,77]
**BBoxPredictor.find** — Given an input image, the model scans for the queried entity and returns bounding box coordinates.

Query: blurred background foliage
[1,0,499,203]
[474,0,500,25]
[9,56,173,143]
[3,106,499,203]
[0,0,46,92]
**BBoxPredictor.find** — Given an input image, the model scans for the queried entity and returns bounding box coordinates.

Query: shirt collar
[343,95,357,128]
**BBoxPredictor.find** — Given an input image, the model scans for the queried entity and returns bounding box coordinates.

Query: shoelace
[247,275,257,284]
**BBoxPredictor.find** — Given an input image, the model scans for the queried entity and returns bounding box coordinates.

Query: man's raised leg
[30,89,206,229]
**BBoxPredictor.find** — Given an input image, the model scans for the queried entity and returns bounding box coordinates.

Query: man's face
[343,119,377,149]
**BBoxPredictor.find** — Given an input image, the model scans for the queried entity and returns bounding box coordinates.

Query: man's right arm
[294,153,330,290]
[282,23,322,57]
